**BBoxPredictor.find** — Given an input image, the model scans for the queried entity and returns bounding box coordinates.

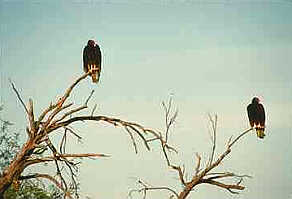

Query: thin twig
[85,90,95,105]
[63,126,82,140]
[9,79,29,114]
[195,153,201,176]
[208,114,217,166]
[201,178,245,193]
[130,179,179,198]
[91,104,98,116]
[125,126,138,154]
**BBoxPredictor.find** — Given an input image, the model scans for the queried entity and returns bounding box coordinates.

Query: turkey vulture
[247,97,266,139]
[83,40,102,83]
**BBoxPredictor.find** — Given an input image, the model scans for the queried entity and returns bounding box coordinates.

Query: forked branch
[2,72,161,198]
[129,179,179,199]
[131,100,253,199]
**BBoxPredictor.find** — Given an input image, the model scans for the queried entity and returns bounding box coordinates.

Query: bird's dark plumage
[83,40,102,83]
[247,97,266,139]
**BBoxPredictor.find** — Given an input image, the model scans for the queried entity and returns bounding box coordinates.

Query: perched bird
[83,40,102,83]
[247,97,266,139]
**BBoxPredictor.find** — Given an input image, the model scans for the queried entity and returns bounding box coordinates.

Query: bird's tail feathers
[88,64,100,83]
[255,127,265,139]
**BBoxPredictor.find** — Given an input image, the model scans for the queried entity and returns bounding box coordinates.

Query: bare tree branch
[162,99,178,144]
[1,73,160,198]
[228,127,253,148]
[9,79,29,115]
[200,178,244,193]
[131,99,253,199]
[129,179,179,199]
[208,114,217,166]
[195,153,201,176]
[63,126,82,140]
[91,104,98,116]
[125,126,138,154]
[130,98,181,198]
[45,115,154,153]
[3,73,255,199]
[28,99,36,135]
[205,172,237,180]
[25,153,110,166]
[52,90,95,125]
[37,102,57,123]
[85,90,95,105]
[171,165,186,186]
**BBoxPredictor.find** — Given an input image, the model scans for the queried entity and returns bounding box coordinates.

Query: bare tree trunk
[0,138,36,195]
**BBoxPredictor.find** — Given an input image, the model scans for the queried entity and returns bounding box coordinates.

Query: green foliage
[4,181,61,199]
[0,106,61,199]
[0,108,18,169]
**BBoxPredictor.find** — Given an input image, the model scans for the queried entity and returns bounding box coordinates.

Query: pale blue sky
[0,0,292,198]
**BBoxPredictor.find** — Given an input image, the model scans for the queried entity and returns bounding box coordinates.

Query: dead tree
[0,72,172,198]
[130,99,253,199]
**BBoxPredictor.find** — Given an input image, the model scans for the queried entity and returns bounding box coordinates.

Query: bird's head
[87,40,95,47]
[252,97,260,104]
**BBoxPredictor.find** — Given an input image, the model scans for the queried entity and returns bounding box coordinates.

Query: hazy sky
[1,0,292,198]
